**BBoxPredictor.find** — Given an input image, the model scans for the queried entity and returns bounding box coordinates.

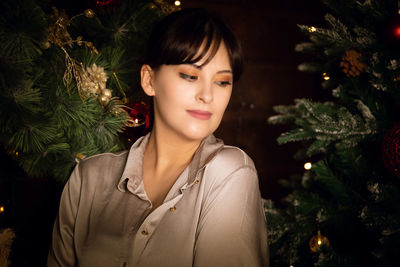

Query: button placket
[132,193,184,262]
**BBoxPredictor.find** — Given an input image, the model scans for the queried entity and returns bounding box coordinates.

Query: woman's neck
[143,127,202,178]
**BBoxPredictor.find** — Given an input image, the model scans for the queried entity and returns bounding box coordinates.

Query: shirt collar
[117,132,224,193]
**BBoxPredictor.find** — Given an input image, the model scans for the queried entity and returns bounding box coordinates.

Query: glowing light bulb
[174,1,181,6]
[308,26,317,32]
[395,26,400,38]
[322,73,330,80]
[318,240,322,245]
[304,162,312,170]
[0,206,4,213]
[15,151,19,156]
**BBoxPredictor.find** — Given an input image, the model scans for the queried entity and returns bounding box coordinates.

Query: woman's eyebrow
[216,70,233,74]
[189,64,232,74]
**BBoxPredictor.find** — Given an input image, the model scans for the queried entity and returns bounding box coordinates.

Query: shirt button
[141,230,149,236]
[194,179,200,184]
[170,207,176,212]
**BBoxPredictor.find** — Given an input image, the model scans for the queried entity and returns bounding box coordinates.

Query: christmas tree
[265,0,400,266]
[0,0,178,265]
[0,0,178,182]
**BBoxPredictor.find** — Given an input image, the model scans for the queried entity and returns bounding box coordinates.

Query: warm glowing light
[308,26,317,32]
[304,162,312,170]
[127,138,132,142]
[103,89,112,98]
[134,118,139,124]
[395,26,400,38]
[322,73,330,80]
[317,240,322,245]
[15,151,19,156]
[174,0,181,6]
[0,206,4,213]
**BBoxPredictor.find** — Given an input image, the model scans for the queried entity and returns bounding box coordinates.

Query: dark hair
[142,8,243,82]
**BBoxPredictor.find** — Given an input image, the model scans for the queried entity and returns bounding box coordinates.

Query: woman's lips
[186,110,212,120]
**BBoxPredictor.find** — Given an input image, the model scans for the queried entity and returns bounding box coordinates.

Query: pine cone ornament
[86,63,108,90]
[340,50,366,77]
[80,63,108,96]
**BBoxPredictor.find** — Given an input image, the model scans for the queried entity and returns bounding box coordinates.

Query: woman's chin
[180,125,216,142]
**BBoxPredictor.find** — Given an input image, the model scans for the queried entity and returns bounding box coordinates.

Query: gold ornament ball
[84,9,95,18]
[99,95,110,105]
[41,41,51,49]
[103,89,112,98]
[309,230,330,252]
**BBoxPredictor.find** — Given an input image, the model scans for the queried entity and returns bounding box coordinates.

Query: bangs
[143,8,243,81]
[163,21,223,67]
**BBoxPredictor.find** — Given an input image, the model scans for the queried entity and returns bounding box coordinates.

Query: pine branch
[269,99,377,156]
[9,118,58,153]
[0,0,47,61]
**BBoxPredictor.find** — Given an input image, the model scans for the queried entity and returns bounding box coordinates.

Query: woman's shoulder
[201,144,259,197]
[73,150,129,185]
[214,145,255,168]
[205,144,256,179]
[78,150,129,169]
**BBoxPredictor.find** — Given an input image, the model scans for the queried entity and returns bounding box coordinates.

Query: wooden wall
[182,0,327,200]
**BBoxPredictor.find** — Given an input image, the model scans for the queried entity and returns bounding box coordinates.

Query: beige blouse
[47,132,269,267]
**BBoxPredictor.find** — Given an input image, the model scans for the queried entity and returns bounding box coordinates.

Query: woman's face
[144,42,233,142]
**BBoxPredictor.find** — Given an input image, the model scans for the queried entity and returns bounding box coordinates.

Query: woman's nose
[196,83,213,104]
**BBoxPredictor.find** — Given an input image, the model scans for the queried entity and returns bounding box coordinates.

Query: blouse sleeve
[47,164,82,267]
[193,166,269,267]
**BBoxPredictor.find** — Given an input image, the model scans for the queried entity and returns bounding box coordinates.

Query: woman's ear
[140,64,155,96]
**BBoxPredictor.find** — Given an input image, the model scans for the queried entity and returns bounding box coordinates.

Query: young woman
[48,8,269,267]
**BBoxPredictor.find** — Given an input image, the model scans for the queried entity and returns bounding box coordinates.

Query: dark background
[0,0,327,266]
[190,0,327,201]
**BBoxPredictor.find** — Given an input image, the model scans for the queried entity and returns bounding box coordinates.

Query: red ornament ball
[395,26,400,38]
[121,102,151,144]
[381,15,400,47]
[96,0,119,7]
[382,122,400,178]
[125,102,151,129]
[88,0,121,10]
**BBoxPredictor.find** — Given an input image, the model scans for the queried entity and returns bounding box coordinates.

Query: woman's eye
[216,81,232,87]
[179,73,197,81]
